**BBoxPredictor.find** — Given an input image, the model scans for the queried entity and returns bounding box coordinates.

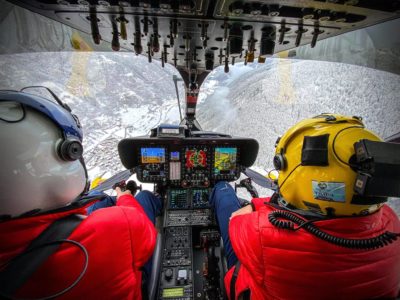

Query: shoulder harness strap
[230,261,241,300]
[0,214,85,297]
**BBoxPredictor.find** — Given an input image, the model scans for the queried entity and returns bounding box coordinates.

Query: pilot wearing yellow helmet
[210,114,400,299]
[272,113,388,216]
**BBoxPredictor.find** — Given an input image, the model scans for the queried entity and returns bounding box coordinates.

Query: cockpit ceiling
[6,0,400,75]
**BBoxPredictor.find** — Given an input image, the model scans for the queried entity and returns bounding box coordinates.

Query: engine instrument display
[141,147,165,164]
[182,146,210,187]
[185,147,207,169]
[214,147,237,176]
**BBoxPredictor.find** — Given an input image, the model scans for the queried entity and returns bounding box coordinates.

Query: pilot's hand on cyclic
[115,187,132,200]
[230,205,253,221]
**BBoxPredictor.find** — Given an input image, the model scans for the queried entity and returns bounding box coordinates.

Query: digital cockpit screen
[141,148,165,164]
[185,147,207,169]
[214,147,237,175]
[170,151,180,161]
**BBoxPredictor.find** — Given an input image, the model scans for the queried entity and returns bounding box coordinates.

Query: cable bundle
[268,210,400,250]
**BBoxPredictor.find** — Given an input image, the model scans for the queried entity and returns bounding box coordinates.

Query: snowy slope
[197,59,400,170]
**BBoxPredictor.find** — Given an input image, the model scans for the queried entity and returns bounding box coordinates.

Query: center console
[160,188,225,300]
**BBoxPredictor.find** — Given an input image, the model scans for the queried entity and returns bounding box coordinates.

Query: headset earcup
[59,139,83,161]
[273,154,286,170]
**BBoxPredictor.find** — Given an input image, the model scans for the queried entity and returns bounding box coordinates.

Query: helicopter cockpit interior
[118,125,259,299]
[1,0,400,299]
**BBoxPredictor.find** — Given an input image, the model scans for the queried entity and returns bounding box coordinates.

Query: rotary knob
[165,268,173,281]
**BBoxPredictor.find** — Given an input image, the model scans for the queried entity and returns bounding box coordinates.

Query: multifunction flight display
[183,146,209,187]
[136,145,240,186]
[213,147,238,180]
[185,147,207,169]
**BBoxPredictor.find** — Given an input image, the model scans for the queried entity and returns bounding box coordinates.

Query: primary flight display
[141,148,165,164]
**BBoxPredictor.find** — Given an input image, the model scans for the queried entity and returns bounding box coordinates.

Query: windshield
[0,1,399,214]
[1,52,399,213]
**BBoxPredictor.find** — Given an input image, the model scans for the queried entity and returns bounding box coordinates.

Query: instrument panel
[119,136,258,187]
[136,145,240,187]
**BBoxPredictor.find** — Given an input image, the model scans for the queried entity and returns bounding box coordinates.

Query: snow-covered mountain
[0,52,399,214]
[197,59,400,170]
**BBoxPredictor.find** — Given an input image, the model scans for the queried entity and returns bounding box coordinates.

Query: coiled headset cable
[268,210,400,250]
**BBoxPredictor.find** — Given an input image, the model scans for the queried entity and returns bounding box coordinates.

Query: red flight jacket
[225,198,400,299]
[0,194,157,299]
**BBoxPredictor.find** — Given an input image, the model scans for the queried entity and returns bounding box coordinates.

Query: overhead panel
[6,0,400,77]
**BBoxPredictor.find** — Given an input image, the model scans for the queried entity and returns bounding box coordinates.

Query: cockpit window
[0,52,184,176]
[197,59,400,171]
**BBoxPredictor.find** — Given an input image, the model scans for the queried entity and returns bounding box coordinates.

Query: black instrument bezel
[119,136,259,185]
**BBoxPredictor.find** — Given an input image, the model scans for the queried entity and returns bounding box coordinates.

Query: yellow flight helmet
[273,114,384,217]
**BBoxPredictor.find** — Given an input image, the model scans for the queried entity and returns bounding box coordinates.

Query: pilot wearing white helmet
[0,91,159,299]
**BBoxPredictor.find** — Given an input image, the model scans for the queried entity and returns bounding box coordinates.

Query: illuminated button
[177,269,188,285]
[178,269,187,279]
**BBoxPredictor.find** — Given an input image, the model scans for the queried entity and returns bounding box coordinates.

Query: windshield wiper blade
[89,169,133,193]
[243,168,277,191]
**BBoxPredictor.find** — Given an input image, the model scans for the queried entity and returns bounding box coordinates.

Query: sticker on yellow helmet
[312,181,345,202]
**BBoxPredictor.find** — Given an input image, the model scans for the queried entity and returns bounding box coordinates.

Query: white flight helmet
[0,91,87,218]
